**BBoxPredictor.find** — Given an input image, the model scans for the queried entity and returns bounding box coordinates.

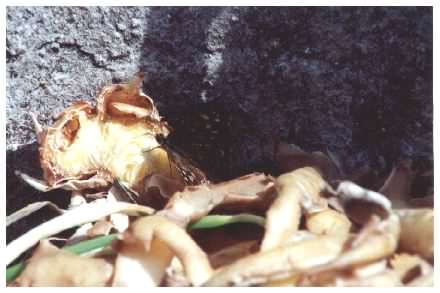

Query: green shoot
[6,234,118,284]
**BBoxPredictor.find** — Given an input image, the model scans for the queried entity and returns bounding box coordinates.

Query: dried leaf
[35,74,188,196]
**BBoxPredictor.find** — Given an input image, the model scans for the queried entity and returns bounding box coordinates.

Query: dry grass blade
[7,201,65,227]
[6,201,154,266]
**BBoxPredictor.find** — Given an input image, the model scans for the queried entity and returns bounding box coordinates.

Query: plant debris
[22,73,207,199]
[7,75,433,287]
[14,240,113,287]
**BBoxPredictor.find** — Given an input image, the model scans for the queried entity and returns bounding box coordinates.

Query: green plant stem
[188,214,266,230]
[6,234,118,284]
[7,213,266,284]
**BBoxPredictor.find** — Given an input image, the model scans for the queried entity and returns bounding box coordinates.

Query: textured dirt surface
[6,7,432,241]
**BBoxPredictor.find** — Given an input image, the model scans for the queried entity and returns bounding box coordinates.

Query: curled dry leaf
[34,74,186,195]
[261,167,328,251]
[157,173,274,227]
[395,209,433,261]
[15,240,113,287]
[119,215,213,286]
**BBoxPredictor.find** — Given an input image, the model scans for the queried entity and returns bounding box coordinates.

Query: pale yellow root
[261,167,327,251]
